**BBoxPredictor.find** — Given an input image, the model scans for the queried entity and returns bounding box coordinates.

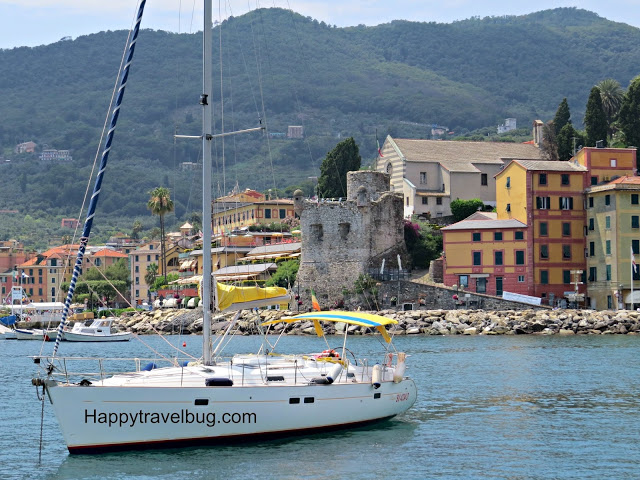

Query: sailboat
[33,1,416,453]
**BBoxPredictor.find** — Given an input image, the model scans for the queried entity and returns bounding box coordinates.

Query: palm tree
[147,187,174,282]
[131,220,143,240]
[597,78,624,138]
[144,262,158,289]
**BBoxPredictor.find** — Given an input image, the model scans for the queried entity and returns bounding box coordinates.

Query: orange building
[443,147,638,306]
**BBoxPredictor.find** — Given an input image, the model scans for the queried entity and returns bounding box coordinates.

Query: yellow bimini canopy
[262,311,397,343]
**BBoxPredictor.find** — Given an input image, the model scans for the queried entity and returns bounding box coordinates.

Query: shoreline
[111,307,640,336]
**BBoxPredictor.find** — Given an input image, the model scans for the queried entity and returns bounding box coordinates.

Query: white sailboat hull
[15,328,57,341]
[61,331,132,342]
[46,376,416,453]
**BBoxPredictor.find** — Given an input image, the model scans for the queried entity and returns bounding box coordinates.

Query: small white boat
[62,318,132,342]
[0,324,16,340]
[15,328,57,341]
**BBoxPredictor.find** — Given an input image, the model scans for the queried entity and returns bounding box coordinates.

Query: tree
[404,219,442,269]
[147,187,174,282]
[145,263,158,290]
[131,220,143,240]
[597,78,624,138]
[317,137,361,198]
[553,98,572,135]
[584,86,608,147]
[556,123,583,161]
[450,198,484,222]
[266,259,299,288]
[540,121,559,161]
[619,75,640,149]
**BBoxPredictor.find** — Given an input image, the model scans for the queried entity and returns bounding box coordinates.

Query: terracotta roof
[442,218,527,231]
[92,248,128,258]
[511,160,587,172]
[391,138,542,167]
[608,176,640,185]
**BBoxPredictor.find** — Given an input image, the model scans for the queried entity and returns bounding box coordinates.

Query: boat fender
[310,377,331,385]
[142,362,157,371]
[326,363,343,384]
[43,334,50,342]
[386,353,393,367]
[372,363,382,389]
[180,361,190,367]
[79,379,92,386]
[393,352,407,383]
[205,378,234,387]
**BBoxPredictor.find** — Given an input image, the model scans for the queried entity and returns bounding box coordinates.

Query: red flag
[377,137,384,157]
[311,289,321,311]
[632,245,637,273]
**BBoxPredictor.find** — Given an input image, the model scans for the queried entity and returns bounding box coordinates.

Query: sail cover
[0,315,17,326]
[216,283,290,312]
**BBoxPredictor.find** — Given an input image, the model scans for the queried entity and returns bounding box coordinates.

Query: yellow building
[129,242,160,305]
[574,146,637,186]
[213,199,295,235]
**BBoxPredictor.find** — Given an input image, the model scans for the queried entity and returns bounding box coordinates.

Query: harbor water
[1,333,639,479]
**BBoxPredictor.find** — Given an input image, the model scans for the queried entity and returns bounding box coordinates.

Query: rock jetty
[112,308,640,336]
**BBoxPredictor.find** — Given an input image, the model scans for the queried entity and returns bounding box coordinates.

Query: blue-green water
[1,334,639,479]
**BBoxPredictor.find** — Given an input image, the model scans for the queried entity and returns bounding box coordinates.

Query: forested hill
[0,6,639,247]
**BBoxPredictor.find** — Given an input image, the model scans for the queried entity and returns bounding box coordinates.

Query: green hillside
[0,7,639,248]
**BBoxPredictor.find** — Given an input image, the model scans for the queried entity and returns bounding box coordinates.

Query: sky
[1,0,640,49]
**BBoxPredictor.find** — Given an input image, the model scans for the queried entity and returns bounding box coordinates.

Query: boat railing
[32,355,198,383]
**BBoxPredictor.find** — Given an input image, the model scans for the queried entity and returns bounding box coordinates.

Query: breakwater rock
[113,308,640,336]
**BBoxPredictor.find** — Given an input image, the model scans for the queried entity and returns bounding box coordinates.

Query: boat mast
[202,0,214,365]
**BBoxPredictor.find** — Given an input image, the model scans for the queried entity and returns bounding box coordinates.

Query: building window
[495,251,503,266]
[406,197,409,206]
[589,241,595,257]
[561,174,570,185]
[608,295,613,309]
[135,265,139,273]
[589,267,597,282]
[606,240,611,255]
[459,275,468,288]
[562,245,571,259]
[135,277,139,285]
[539,173,547,185]
[494,232,503,241]
[610,158,617,167]
[632,194,639,205]
[605,216,611,229]
[540,270,549,285]
[588,197,594,208]
[472,233,481,242]
[473,252,482,266]
[147,255,151,262]
[420,172,427,184]
[559,197,574,210]
[135,289,139,297]
[633,240,640,255]
[515,250,525,265]
[563,270,571,284]
[540,245,549,259]
[506,177,511,188]
[562,222,571,236]
[279,209,286,219]
[476,278,486,293]
[589,218,595,231]
[591,176,598,186]
[506,203,511,212]
[518,275,525,282]
[606,264,612,281]
[496,277,503,296]
[265,209,272,219]
[540,222,548,236]
[436,197,442,205]
[536,196,550,209]
[605,195,610,206]
[632,216,639,229]
[386,163,393,174]
[481,173,488,186]
[421,197,428,205]
[515,231,524,240]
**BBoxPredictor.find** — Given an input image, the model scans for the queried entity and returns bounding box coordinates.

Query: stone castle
[293,171,408,307]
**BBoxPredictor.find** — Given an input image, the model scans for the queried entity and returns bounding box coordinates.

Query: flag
[376,130,384,157]
[311,289,321,311]
[632,246,637,273]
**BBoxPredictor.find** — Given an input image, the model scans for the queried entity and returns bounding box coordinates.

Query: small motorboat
[61,318,132,342]
[15,328,57,341]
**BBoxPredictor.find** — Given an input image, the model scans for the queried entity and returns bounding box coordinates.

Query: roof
[391,138,542,167]
[214,263,277,275]
[587,175,640,193]
[92,248,128,258]
[246,242,301,256]
[510,160,587,172]
[442,217,527,230]
[608,176,640,185]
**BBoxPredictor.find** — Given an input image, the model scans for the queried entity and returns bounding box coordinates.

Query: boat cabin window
[289,398,301,404]
[194,399,209,406]
[304,397,315,404]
